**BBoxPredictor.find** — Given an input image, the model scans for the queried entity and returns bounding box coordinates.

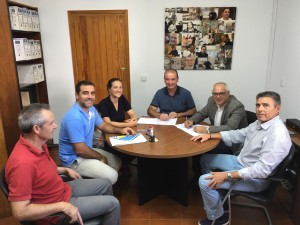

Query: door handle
[120,67,127,71]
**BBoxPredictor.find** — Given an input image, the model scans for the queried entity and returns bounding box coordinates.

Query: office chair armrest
[51,212,80,225]
[20,212,73,225]
[265,176,284,182]
[234,151,241,156]
[59,174,74,182]
[46,212,74,225]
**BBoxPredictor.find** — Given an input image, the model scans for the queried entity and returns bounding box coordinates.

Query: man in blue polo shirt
[147,69,196,120]
[59,80,135,185]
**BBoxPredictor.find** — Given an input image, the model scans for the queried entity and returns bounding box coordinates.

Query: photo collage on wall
[164,7,236,70]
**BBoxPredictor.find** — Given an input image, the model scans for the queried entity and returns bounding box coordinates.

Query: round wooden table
[106,118,220,206]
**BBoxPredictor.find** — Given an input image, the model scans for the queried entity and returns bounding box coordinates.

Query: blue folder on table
[117,133,141,141]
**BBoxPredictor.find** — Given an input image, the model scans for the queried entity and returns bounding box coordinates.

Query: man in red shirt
[6,103,120,225]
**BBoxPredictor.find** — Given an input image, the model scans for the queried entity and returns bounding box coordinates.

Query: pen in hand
[160,112,169,121]
[184,118,193,128]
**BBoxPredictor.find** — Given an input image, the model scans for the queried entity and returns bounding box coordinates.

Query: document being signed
[175,123,208,137]
[137,117,177,126]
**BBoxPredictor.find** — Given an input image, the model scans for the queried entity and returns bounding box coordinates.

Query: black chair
[246,110,257,124]
[231,110,257,154]
[212,144,295,225]
[0,166,72,225]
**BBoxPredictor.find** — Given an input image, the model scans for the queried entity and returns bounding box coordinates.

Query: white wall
[17,0,277,142]
[269,0,300,121]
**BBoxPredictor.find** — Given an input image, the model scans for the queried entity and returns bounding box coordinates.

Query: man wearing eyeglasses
[184,82,247,177]
[185,82,247,135]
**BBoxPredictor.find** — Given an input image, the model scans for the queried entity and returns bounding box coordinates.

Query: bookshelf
[0,0,49,155]
[8,0,49,107]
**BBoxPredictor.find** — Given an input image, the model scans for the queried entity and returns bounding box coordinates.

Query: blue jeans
[199,154,270,220]
[68,178,120,225]
[192,141,233,176]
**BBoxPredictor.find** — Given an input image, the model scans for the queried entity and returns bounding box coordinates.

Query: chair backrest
[0,166,71,225]
[246,110,257,124]
[0,167,8,198]
[263,144,295,200]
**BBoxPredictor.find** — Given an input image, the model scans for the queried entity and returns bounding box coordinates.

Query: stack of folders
[9,6,40,31]
[109,133,147,146]
[17,64,44,85]
[13,38,42,61]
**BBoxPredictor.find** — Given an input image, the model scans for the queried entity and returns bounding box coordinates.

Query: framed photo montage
[164,7,236,70]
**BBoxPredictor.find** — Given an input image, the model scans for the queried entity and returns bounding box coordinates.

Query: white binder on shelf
[31,10,40,31]
[36,40,42,58]
[17,64,39,85]
[13,38,26,61]
[24,39,31,60]
[27,9,33,31]
[29,39,35,60]
[37,64,45,82]
[21,7,28,31]
[9,6,20,30]
[17,7,25,31]
[33,40,38,58]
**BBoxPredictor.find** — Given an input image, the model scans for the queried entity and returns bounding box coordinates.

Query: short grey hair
[256,91,281,105]
[18,103,50,133]
[213,82,230,92]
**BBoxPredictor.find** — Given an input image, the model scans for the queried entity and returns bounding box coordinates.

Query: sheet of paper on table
[137,117,177,125]
[175,123,208,137]
[109,133,148,146]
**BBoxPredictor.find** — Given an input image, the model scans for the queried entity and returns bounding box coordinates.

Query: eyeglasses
[212,92,227,97]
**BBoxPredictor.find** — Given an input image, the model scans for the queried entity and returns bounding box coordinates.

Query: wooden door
[68,10,131,103]
[0,113,11,218]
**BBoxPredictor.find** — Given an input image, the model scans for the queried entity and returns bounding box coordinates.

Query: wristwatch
[206,126,210,134]
[227,172,233,180]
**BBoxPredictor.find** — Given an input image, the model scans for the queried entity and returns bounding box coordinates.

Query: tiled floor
[0,164,295,225]
[114,164,295,225]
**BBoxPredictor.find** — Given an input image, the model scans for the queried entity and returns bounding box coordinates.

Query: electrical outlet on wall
[280,77,284,87]
[141,75,147,82]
